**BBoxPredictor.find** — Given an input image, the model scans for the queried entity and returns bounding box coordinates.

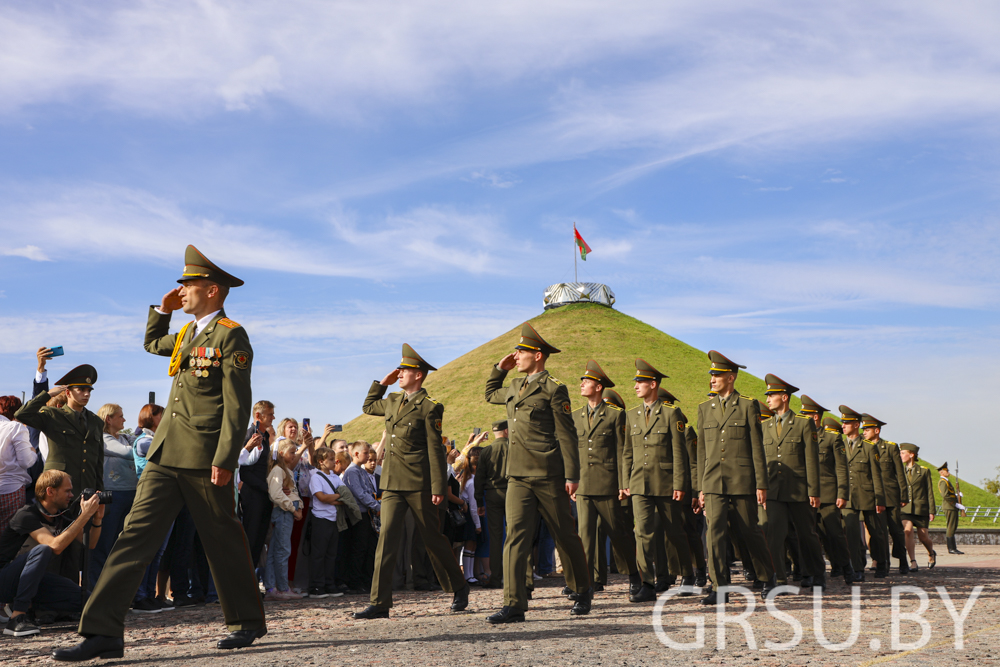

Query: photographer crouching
[0,470,104,637]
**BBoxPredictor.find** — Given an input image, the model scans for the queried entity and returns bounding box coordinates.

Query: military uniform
[484,323,591,618]
[758,375,825,586]
[902,455,935,529]
[938,464,963,554]
[696,351,775,596]
[15,365,105,493]
[572,362,638,594]
[839,406,889,577]
[474,421,511,588]
[73,246,265,643]
[863,414,909,570]
[360,345,466,611]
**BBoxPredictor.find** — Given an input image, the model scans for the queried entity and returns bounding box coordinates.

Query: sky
[1,1,999,481]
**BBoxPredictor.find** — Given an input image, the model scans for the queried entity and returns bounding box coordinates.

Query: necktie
[397,395,408,416]
[776,416,783,437]
[645,405,651,425]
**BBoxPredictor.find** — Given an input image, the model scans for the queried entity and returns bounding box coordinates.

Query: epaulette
[864,438,876,445]
[425,396,440,405]
[662,401,674,407]
[885,440,898,446]
[795,414,810,420]
[740,394,753,400]
[699,398,715,405]
[217,318,240,329]
[548,375,564,386]
[606,404,623,412]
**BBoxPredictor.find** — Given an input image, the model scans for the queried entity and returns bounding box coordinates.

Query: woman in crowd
[131,404,172,612]
[90,403,138,588]
[459,447,483,584]
[264,441,305,600]
[0,396,34,533]
[274,417,315,587]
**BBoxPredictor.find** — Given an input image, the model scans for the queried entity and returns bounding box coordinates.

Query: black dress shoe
[570,588,592,615]
[629,583,656,603]
[811,576,826,592]
[53,635,124,661]
[751,578,765,590]
[898,559,910,575]
[701,590,728,605]
[451,583,470,612]
[761,575,779,598]
[352,605,390,620]
[654,576,674,593]
[842,566,855,586]
[830,565,843,577]
[679,575,696,596]
[853,571,865,583]
[217,627,267,650]
[800,575,814,588]
[628,573,642,596]
[486,606,525,624]
[694,568,708,588]
[593,582,604,592]
[874,568,888,579]
[173,594,197,607]
[562,586,574,598]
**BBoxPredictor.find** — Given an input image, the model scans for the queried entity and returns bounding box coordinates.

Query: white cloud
[1,245,50,261]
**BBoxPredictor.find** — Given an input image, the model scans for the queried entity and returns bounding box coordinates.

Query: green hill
[341,302,797,443]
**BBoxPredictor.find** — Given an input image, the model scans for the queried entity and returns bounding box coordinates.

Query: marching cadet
[938,462,964,555]
[622,360,691,602]
[839,405,889,580]
[54,245,266,661]
[474,420,511,589]
[598,388,642,589]
[696,351,776,604]
[484,323,592,623]
[354,344,469,619]
[658,386,707,589]
[862,414,910,575]
[899,444,937,569]
[760,375,826,590]
[571,361,640,599]
[800,396,855,585]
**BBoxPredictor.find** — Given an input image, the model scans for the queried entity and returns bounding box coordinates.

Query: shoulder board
[699,398,714,405]
[662,401,674,407]
[217,318,240,329]
[740,394,753,400]
[885,440,898,446]
[606,404,623,412]
[548,375,564,386]
[425,397,440,405]
[795,414,810,420]
[864,438,876,445]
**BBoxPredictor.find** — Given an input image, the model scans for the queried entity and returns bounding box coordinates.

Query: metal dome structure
[543,282,616,310]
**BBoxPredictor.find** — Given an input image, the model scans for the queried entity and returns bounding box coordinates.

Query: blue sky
[1,2,998,480]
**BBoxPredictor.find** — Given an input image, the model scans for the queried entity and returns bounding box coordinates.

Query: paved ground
[3,546,999,666]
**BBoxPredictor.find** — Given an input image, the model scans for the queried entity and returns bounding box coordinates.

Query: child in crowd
[459,447,483,584]
[341,441,379,594]
[263,441,305,601]
[308,446,345,599]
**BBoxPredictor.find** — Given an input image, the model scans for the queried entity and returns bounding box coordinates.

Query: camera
[81,488,113,505]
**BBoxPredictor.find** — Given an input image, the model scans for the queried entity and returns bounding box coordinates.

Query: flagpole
[573,224,578,283]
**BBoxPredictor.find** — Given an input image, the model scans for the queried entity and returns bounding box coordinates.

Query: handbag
[447,506,467,529]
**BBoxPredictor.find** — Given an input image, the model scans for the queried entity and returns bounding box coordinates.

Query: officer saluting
[484,323,592,623]
[55,245,266,661]
[354,344,469,619]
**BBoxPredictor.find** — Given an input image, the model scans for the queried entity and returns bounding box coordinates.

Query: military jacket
[15,397,105,491]
[938,475,958,511]
[696,393,767,495]
[573,402,626,496]
[761,410,820,502]
[363,382,446,495]
[485,367,580,480]
[817,428,849,505]
[872,438,909,507]
[905,464,936,517]
[474,437,509,506]
[623,401,689,496]
[143,307,252,471]
[843,437,885,511]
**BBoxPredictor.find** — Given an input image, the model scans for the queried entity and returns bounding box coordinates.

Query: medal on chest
[190,347,222,377]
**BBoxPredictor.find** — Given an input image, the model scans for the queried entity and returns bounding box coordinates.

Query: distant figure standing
[938,462,963,555]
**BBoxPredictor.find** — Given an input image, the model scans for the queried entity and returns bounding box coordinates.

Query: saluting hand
[48,385,67,397]
[160,287,183,313]
[380,369,401,386]
[497,353,516,371]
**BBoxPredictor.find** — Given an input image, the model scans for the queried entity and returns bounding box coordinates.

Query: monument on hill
[543,282,615,310]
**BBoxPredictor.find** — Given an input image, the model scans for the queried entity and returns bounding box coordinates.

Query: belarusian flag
[574,224,592,261]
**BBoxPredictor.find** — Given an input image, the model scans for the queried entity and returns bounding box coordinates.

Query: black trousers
[240,486,272,570]
[346,513,377,590]
[309,515,340,593]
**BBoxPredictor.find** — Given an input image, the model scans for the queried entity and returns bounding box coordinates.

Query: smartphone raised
[473,427,481,436]
[302,418,310,430]
[48,346,65,357]
[332,424,343,432]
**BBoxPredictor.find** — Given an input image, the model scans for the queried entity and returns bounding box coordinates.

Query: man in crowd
[353,344,468,619]
[696,351,776,604]
[240,400,275,573]
[938,462,964,555]
[839,405,888,580]
[54,245,266,661]
[759,375,825,590]
[484,323,592,623]
[475,420,510,589]
[800,396,854,585]
[0,471,104,637]
[862,414,909,574]
[572,361,640,601]
[623,359,690,602]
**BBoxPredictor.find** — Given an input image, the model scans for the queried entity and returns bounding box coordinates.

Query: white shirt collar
[193,310,222,337]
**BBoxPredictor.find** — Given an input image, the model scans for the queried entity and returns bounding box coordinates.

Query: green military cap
[55,364,98,388]
[580,360,614,387]
[514,322,560,355]
[758,404,774,422]
[822,416,843,432]
[899,443,919,454]
[839,405,862,422]
[602,388,626,410]
[492,420,508,431]
[799,394,827,415]
[938,461,949,471]
[861,413,886,429]
[177,245,244,288]
[657,387,680,404]
[633,358,667,382]
[764,373,799,395]
[708,350,746,374]
[397,343,437,372]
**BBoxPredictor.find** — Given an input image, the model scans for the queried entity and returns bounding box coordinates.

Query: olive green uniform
[872,438,909,562]
[15,396,105,493]
[903,464,935,528]
[696,393,775,590]
[77,307,265,638]
[362,382,465,608]
[842,436,889,572]
[759,411,825,582]
[815,426,852,570]
[574,402,638,583]
[624,400,691,582]
[939,475,959,538]
[485,367,591,611]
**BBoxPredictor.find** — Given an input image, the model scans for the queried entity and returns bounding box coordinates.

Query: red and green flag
[574,224,592,261]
